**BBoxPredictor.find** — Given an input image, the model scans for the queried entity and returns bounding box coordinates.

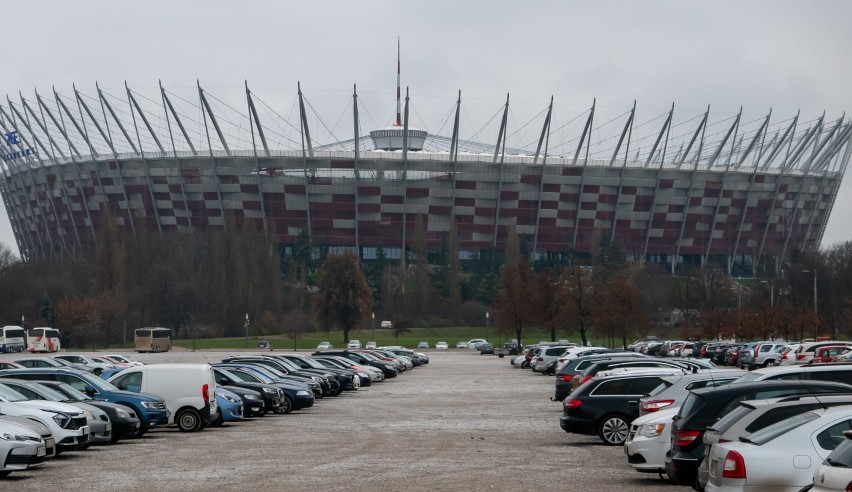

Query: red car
[0,361,24,370]
[814,345,849,363]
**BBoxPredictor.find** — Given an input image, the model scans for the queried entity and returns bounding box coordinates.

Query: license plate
[135,422,141,429]
[106,423,112,432]
[37,445,46,457]
[83,427,90,436]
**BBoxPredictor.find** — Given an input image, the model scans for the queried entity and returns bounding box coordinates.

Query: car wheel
[765,359,776,367]
[176,408,202,432]
[153,345,160,353]
[277,396,293,414]
[598,414,629,445]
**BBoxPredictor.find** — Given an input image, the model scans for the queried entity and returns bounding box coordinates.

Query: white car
[316,342,332,350]
[0,383,90,454]
[810,430,852,491]
[467,339,487,349]
[103,354,145,366]
[0,419,46,476]
[435,342,448,350]
[347,340,362,349]
[365,341,377,349]
[624,406,680,476]
[510,354,526,368]
[456,341,469,349]
[705,405,852,491]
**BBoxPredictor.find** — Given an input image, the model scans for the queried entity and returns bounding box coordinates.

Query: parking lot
[3,349,686,491]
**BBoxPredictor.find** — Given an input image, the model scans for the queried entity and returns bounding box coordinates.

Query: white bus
[0,325,27,353]
[27,327,61,353]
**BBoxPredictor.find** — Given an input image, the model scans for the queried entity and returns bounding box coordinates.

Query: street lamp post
[485,311,490,341]
[803,270,819,340]
[244,313,249,348]
[371,312,375,343]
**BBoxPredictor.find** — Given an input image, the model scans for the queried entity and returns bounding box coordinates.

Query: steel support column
[532,97,553,256]
[571,100,595,250]
[297,82,313,241]
[160,81,193,232]
[197,81,227,227]
[609,101,637,243]
[673,107,710,273]
[492,94,509,249]
[641,103,674,261]
[245,82,269,242]
[702,109,742,266]
[126,82,162,238]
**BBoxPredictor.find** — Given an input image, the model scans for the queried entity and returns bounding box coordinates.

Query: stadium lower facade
[0,83,849,275]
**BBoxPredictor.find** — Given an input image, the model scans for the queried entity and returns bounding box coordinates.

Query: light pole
[371,312,375,343]
[485,311,490,341]
[244,313,249,348]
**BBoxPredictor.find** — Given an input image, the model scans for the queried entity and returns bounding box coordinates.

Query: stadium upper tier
[0,83,849,273]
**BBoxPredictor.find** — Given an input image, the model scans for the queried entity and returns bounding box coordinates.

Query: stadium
[0,79,849,276]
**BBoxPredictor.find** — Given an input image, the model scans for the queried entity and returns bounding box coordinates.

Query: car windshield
[230,369,266,383]
[28,384,70,401]
[358,352,379,361]
[80,373,120,392]
[298,358,325,370]
[254,364,286,378]
[742,411,820,445]
[271,358,302,372]
[0,383,29,402]
[51,358,74,367]
[48,383,91,401]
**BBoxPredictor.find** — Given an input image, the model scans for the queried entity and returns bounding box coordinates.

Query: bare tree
[313,250,373,344]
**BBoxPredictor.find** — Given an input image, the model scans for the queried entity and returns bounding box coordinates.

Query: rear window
[678,392,704,419]
[816,419,852,450]
[825,438,852,468]
[709,405,755,434]
[809,370,852,385]
[746,411,820,445]
[746,404,825,433]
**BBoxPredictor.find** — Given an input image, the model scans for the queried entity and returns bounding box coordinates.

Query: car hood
[16,399,84,415]
[0,415,51,436]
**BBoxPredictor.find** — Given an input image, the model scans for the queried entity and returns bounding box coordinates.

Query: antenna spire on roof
[396,36,402,127]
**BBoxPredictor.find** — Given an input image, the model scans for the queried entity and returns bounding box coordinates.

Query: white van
[108,364,217,432]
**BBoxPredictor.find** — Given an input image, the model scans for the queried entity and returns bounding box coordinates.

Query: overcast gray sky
[2,0,850,253]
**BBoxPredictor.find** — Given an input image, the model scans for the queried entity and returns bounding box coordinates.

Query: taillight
[579,375,593,386]
[560,375,572,381]
[782,352,789,360]
[675,430,702,448]
[718,438,730,443]
[564,399,581,410]
[641,399,675,412]
[537,357,544,362]
[797,354,807,360]
[722,450,747,479]
[202,384,209,403]
[845,480,852,492]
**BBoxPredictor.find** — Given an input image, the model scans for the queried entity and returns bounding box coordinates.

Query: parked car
[809,427,852,491]
[781,341,852,365]
[638,369,744,416]
[0,414,54,459]
[316,351,398,378]
[0,382,89,454]
[53,354,116,376]
[813,345,851,364]
[347,340,362,349]
[625,406,680,477]
[704,405,852,491]
[101,354,145,366]
[478,343,495,355]
[0,419,46,476]
[554,354,649,401]
[698,394,852,490]
[211,367,284,414]
[0,368,169,437]
[365,341,377,349]
[211,387,243,426]
[435,342,448,350]
[456,341,469,349]
[316,342,333,350]
[417,341,429,349]
[212,365,314,413]
[273,354,360,392]
[35,380,141,442]
[0,379,112,446]
[256,340,273,351]
[750,341,789,368]
[14,357,93,373]
[665,380,852,486]
[218,385,264,417]
[108,363,218,432]
[0,361,24,370]
[466,339,487,350]
[732,362,852,384]
[531,345,570,373]
[560,371,681,445]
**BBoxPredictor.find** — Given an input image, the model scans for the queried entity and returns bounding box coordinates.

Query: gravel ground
[1,350,690,491]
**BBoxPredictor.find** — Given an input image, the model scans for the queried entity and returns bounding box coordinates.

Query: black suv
[554,355,649,401]
[665,379,852,487]
[559,371,680,445]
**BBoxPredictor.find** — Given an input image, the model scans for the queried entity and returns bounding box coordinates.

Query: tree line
[0,210,850,348]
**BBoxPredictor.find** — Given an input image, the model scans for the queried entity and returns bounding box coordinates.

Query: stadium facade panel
[0,83,849,275]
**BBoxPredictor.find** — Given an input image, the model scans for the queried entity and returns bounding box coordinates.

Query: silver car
[638,369,744,416]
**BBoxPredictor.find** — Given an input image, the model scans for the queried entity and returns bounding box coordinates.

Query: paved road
[2,350,687,491]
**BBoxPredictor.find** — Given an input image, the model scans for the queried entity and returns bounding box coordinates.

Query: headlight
[52,413,70,427]
[141,401,163,409]
[262,387,277,395]
[222,394,240,404]
[358,372,369,378]
[296,390,310,396]
[311,376,322,383]
[0,432,39,442]
[245,394,261,400]
[384,364,395,370]
[115,409,130,419]
[640,423,666,438]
